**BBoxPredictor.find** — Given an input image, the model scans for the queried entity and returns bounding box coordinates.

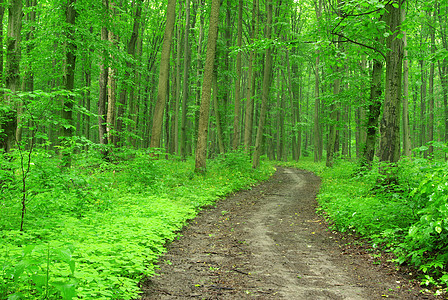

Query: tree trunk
[428,17,435,156]
[150,0,176,150]
[361,59,383,168]
[419,60,427,150]
[115,0,143,147]
[194,0,221,173]
[252,0,273,169]
[1,0,22,152]
[61,0,77,167]
[98,2,109,145]
[401,9,411,157]
[173,4,183,154]
[379,2,404,165]
[313,0,322,162]
[244,0,258,151]
[213,73,225,154]
[180,0,192,160]
[326,67,340,168]
[232,0,243,150]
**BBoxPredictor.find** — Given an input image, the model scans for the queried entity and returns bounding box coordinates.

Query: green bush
[1,148,274,299]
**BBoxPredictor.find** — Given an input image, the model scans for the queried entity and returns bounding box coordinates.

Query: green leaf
[52,281,77,300]
[31,274,47,287]
[8,293,24,300]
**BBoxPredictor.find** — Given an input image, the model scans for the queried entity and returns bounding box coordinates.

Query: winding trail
[140,167,433,299]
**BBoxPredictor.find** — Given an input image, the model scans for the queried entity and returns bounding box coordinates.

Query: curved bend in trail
[141,167,432,299]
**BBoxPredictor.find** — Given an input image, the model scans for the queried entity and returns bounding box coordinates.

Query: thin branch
[332,32,386,60]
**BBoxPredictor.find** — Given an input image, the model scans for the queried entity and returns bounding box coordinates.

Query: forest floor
[139,167,438,299]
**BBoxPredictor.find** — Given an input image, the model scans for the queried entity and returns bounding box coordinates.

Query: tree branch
[332,32,386,60]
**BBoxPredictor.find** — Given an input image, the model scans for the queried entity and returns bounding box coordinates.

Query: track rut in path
[140,167,435,299]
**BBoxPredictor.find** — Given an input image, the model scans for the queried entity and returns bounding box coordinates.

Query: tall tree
[379,1,404,165]
[98,0,109,146]
[61,0,77,166]
[243,0,258,151]
[252,0,274,169]
[1,0,22,152]
[232,0,243,150]
[402,8,411,157]
[194,0,221,173]
[114,0,143,146]
[313,0,322,162]
[150,0,176,151]
[180,0,192,160]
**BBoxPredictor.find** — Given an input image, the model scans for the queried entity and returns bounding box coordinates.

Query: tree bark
[213,73,225,154]
[326,67,340,168]
[98,1,109,146]
[61,0,77,166]
[1,0,22,152]
[115,0,143,147]
[232,0,243,150]
[173,4,183,154]
[313,0,322,162]
[428,15,435,156]
[379,2,404,165]
[194,0,221,173]
[244,0,258,151]
[252,0,273,169]
[401,9,411,157]
[180,0,192,160]
[150,0,176,150]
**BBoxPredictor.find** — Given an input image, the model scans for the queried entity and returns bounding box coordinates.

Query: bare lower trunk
[194,0,221,173]
[402,9,411,157]
[150,0,176,150]
[232,0,243,150]
[180,0,191,160]
[252,0,273,169]
[379,2,403,165]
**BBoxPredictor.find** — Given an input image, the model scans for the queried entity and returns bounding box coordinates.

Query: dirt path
[140,167,435,299]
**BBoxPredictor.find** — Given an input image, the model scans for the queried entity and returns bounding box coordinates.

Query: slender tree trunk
[402,9,411,157]
[1,0,22,152]
[428,17,435,156]
[194,0,205,151]
[232,0,243,150]
[98,2,109,145]
[361,59,383,168]
[437,2,448,158]
[213,73,225,154]
[195,0,221,173]
[244,0,258,151]
[252,0,273,169]
[287,50,300,160]
[0,0,4,87]
[313,0,322,162]
[180,0,191,160]
[174,4,183,154]
[115,0,143,147]
[326,66,340,168]
[419,60,427,150]
[150,0,176,150]
[61,0,77,166]
[379,2,404,165]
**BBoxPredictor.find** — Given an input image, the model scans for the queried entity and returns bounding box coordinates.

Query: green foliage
[0,148,274,299]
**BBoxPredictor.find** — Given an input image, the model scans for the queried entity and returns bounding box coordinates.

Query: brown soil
[140,167,438,299]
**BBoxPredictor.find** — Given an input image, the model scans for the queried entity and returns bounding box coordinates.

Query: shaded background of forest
[1,0,447,168]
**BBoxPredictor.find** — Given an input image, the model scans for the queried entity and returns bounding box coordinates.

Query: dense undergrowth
[282,155,448,296]
[0,148,274,300]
